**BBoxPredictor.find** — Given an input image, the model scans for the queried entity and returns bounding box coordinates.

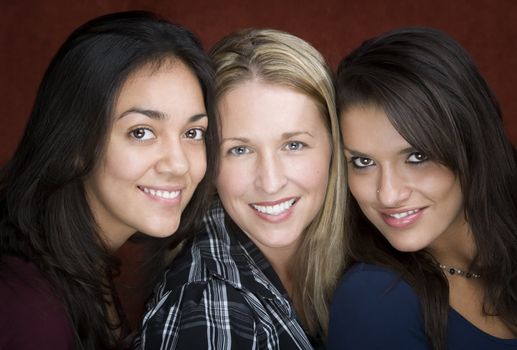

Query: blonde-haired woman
[138,28,346,349]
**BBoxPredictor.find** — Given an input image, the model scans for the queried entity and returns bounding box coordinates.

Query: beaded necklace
[438,263,481,279]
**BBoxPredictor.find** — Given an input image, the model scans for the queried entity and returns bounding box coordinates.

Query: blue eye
[229,146,251,156]
[350,156,374,168]
[407,152,428,164]
[185,128,205,140]
[284,141,305,151]
[130,127,155,141]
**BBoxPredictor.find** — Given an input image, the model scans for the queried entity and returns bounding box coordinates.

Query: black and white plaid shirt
[137,201,315,349]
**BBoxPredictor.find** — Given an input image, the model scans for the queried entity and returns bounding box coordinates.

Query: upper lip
[250,196,299,206]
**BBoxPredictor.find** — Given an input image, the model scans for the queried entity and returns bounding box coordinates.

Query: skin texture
[340,105,468,255]
[85,61,208,250]
[216,81,331,273]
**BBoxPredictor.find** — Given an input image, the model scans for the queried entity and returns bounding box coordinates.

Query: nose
[155,138,189,176]
[377,166,411,207]
[254,152,287,194]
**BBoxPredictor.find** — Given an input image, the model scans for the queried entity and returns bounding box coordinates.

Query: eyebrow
[119,108,166,120]
[343,146,417,157]
[220,137,250,144]
[343,147,370,158]
[188,113,208,123]
[282,131,313,138]
[118,108,207,122]
[220,131,313,144]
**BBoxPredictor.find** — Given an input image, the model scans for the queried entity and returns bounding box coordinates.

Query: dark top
[327,263,517,349]
[137,202,315,349]
[0,255,74,349]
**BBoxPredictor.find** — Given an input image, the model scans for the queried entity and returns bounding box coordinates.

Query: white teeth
[389,209,419,219]
[141,186,180,199]
[252,199,296,216]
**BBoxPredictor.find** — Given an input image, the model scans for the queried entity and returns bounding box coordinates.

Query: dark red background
[2,0,516,330]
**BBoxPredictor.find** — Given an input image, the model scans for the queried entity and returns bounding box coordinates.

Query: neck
[252,240,298,297]
[270,254,295,296]
[427,220,477,269]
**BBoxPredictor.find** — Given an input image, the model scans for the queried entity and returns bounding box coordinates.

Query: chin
[261,236,300,249]
[389,240,425,253]
[143,223,181,238]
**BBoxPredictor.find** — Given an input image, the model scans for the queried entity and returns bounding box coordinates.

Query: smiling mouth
[250,198,297,216]
[386,208,421,219]
[138,186,181,200]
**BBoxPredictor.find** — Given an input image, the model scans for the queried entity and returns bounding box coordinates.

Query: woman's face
[216,81,331,259]
[85,61,208,249]
[340,105,467,253]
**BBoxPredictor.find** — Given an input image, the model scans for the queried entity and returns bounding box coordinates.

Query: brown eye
[130,128,155,140]
[351,156,374,168]
[407,152,428,164]
[185,128,205,140]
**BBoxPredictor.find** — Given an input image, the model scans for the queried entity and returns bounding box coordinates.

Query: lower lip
[250,201,297,223]
[381,209,424,228]
[139,187,182,206]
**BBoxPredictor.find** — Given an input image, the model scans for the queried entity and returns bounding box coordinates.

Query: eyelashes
[184,128,205,140]
[348,152,429,169]
[406,152,428,163]
[129,127,155,141]
[349,156,374,169]
[284,141,306,151]
[226,141,308,157]
[228,146,250,156]
[128,127,206,143]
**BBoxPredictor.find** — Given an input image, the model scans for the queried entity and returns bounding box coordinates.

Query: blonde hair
[210,28,347,337]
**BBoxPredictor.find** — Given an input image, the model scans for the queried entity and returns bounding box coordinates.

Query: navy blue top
[327,263,517,349]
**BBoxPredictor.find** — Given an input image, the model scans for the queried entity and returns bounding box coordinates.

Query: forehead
[218,80,324,133]
[113,60,203,112]
[117,59,187,95]
[340,105,410,154]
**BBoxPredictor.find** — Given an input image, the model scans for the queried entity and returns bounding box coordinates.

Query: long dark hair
[336,27,517,350]
[0,11,216,349]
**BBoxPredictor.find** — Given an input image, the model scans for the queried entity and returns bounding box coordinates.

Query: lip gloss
[381,209,424,228]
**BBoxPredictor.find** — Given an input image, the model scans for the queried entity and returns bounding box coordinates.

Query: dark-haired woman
[328,27,517,350]
[0,11,216,350]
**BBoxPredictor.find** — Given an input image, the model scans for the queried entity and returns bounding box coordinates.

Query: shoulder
[328,263,429,349]
[145,260,254,326]
[140,277,256,349]
[152,219,236,299]
[331,263,420,325]
[0,256,74,349]
[143,219,253,333]
[334,262,417,302]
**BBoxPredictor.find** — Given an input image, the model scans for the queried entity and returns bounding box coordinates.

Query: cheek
[102,136,161,182]
[187,146,207,184]
[445,185,464,216]
[290,147,332,191]
[347,174,373,206]
[101,150,142,183]
[436,179,463,211]
[298,163,329,193]
[419,169,459,201]
[216,159,250,201]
